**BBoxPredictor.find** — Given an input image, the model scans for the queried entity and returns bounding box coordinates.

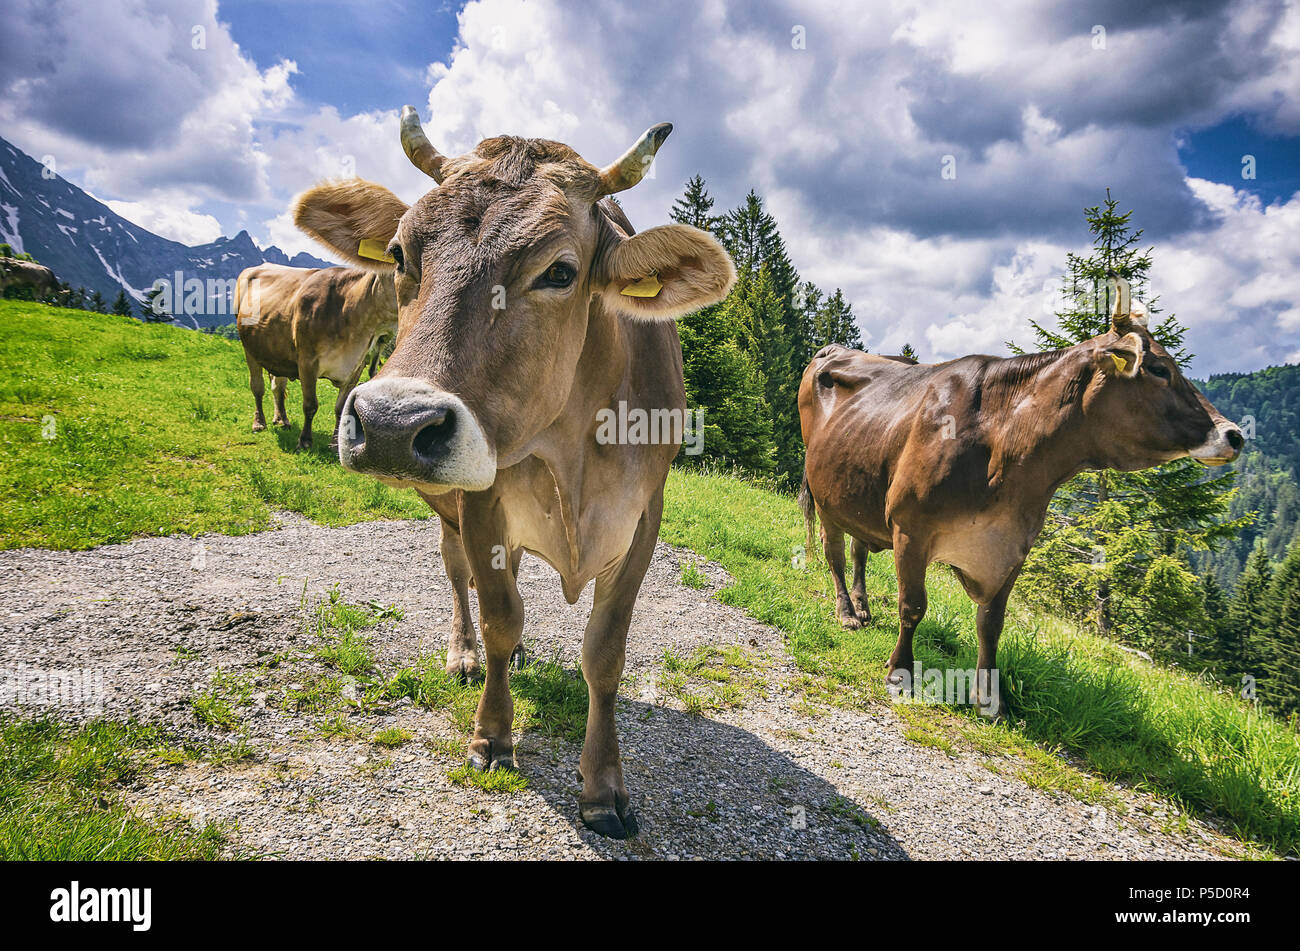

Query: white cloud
[2,0,1297,374]
[0,0,293,203]
[105,197,224,246]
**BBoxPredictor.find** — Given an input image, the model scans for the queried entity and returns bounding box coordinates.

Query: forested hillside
[1196,364,1300,587]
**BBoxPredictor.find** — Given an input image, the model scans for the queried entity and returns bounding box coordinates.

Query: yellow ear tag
[1110,353,1128,374]
[620,273,662,298]
[358,238,395,264]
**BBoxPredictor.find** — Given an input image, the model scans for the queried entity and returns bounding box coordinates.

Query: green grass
[0,301,428,549]
[661,466,1300,855]
[0,717,229,859]
[658,644,767,714]
[3,305,1298,855]
[382,652,589,743]
[679,557,709,589]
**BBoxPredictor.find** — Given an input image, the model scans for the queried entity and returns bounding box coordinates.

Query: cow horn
[597,123,673,195]
[400,105,447,183]
[1107,272,1132,327]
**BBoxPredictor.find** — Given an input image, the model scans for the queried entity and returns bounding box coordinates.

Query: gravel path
[0,514,1247,860]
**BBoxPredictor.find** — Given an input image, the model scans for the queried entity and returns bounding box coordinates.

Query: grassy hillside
[0,301,428,549]
[3,301,1299,855]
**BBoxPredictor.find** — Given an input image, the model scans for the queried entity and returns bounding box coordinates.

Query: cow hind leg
[270,377,290,427]
[972,569,1019,719]
[247,363,267,432]
[438,521,481,681]
[820,512,860,630]
[297,372,318,451]
[577,491,662,839]
[886,535,929,696]
[849,537,872,622]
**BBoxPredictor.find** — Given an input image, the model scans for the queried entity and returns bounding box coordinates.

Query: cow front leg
[972,568,1019,719]
[820,513,860,629]
[245,356,267,432]
[578,493,661,839]
[270,376,290,428]
[438,519,481,681]
[459,495,523,772]
[886,535,929,696]
[297,371,319,451]
[849,537,872,622]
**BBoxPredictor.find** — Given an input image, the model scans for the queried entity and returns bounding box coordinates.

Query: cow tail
[798,468,817,565]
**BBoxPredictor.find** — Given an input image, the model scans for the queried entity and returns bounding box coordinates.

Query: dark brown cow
[799,277,1243,716]
[235,264,397,450]
[292,107,735,837]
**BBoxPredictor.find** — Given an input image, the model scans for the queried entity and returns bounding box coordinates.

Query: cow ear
[600,224,736,320]
[1100,331,1143,379]
[293,179,409,272]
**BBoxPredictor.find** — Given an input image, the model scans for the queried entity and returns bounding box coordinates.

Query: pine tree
[1012,191,1248,660]
[111,290,132,316]
[718,192,808,485]
[1257,538,1300,717]
[810,288,862,350]
[1201,572,1232,674]
[1228,539,1275,677]
[87,290,107,314]
[669,175,719,234]
[900,343,919,362]
[678,296,776,474]
[139,286,171,322]
[668,177,777,474]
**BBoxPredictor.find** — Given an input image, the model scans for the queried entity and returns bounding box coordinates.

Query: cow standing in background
[292,106,735,837]
[235,264,397,451]
[799,277,1243,716]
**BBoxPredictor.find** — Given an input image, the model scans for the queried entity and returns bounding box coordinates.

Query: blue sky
[218,0,460,116]
[1179,116,1300,207]
[1,0,1297,374]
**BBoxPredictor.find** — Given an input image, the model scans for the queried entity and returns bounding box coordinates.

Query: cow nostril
[1226,429,1244,451]
[346,403,364,446]
[412,407,454,460]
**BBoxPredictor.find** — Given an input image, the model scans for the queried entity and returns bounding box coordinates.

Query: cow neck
[529,296,630,588]
[979,347,1095,501]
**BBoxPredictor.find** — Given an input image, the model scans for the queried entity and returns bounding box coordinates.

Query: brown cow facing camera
[292,107,735,837]
[799,277,1243,717]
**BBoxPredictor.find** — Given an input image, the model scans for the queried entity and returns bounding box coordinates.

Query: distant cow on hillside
[799,277,1243,717]
[235,264,397,451]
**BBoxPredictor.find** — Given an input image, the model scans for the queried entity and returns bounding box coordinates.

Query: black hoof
[466,745,513,772]
[580,803,639,839]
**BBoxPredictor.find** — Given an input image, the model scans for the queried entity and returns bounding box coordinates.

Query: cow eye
[1147,362,1170,380]
[389,244,405,272]
[537,261,576,289]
